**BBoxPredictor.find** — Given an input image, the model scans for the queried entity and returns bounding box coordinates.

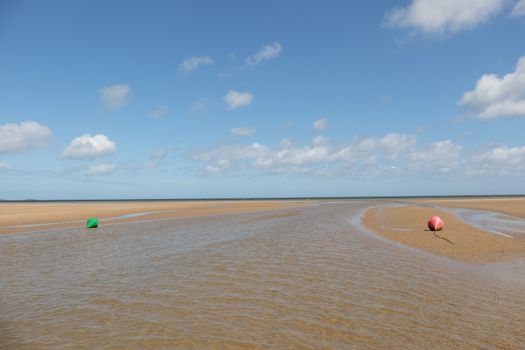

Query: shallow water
[442,207,525,238]
[8,210,178,229]
[1,202,524,349]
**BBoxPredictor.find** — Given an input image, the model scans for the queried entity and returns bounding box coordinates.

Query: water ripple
[1,202,524,349]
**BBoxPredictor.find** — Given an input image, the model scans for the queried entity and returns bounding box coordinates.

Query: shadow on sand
[425,229,455,245]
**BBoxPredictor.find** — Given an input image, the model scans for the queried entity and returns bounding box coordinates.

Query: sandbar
[363,201,525,264]
[0,200,316,235]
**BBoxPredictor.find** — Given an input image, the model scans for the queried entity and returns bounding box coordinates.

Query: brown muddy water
[1,202,524,349]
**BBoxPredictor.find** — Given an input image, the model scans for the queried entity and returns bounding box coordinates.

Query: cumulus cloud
[313,118,328,131]
[231,127,256,136]
[189,131,525,180]
[476,145,525,164]
[61,134,117,160]
[99,84,130,110]
[190,133,420,175]
[149,107,168,119]
[86,163,117,176]
[459,55,525,119]
[410,140,462,172]
[511,0,525,16]
[0,121,52,155]
[331,133,417,161]
[224,91,254,109]
[179,56,214,73]
[0,162,13,170]
[150,148,168,160]
[245,42,282,67]
[470,145,525,175]
[385,0,505,34]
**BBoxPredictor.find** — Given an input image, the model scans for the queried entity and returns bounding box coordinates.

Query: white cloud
[61,134,117,160]
[459,55,525,119]
[312,136,328,146]
[245,42,282,67]
[178,56,214,73]
[205,159,232,173]
[151,148,168,160]
[149,107,168,119]
[470,145,525,175]
[313,118,328,131]
[381,133,418,158]
[99,84,130,110]
[331,133,416,161]
[86,163,117,176]
[190,133,418,175]
[0,162,13,170]
[410,140,462,172]
[256,144,331,170]
[385,0,505,34]
[191,142,270,163]
[231,127,256,136]
[189,133,525,180]
[511,0,525,16]
[191,98,209,113]
[279,138,294,149]
[0,121,52,155]
[224,91,254,109]
[476,145,525,162]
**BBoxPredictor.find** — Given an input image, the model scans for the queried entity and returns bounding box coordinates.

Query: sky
[1,0,525,199]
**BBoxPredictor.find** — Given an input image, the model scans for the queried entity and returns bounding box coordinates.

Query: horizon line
[2,194,524,203]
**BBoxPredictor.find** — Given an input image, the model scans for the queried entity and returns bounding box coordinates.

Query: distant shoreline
[2,194,524,203]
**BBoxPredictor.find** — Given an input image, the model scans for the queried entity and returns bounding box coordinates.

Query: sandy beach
[363,197,525,264]
[4,197,525,264]
[0,200,316,235]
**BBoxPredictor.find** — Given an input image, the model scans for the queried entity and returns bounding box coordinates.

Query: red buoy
[428,216,445,231]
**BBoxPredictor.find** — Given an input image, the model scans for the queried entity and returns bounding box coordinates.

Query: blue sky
[1,0,525,199]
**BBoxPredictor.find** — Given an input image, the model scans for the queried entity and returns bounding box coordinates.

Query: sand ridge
[363,202,525,264]
[0,200,317,235]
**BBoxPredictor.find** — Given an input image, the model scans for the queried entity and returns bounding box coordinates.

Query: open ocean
[1,201,524,349]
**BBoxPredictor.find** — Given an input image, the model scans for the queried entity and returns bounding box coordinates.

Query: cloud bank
[190,133,424,175]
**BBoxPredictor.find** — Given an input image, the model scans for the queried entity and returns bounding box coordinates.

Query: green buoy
[86,218,98,228]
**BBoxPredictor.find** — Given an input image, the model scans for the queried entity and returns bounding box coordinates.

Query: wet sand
[363,198,525,264]
[408,197,525,219]
[0,200,316,235]
[1,201,524,349]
